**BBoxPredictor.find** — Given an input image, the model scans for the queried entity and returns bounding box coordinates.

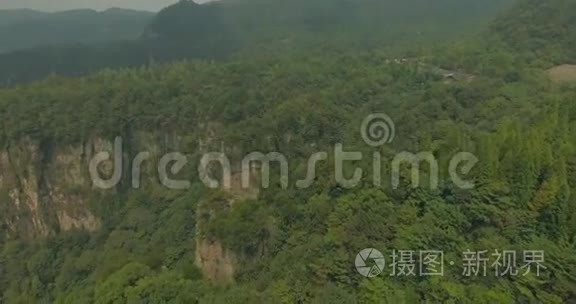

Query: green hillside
[1,45,576,304]
[489,0,576,65]
[1,0,576,303]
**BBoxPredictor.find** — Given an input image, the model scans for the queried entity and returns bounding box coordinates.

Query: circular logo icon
[361,113,395,147]
[355,248,386,277]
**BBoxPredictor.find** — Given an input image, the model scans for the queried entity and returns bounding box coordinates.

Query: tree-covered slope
[0,46,576,302]
[489,0,576,65]
[2,1,576,302]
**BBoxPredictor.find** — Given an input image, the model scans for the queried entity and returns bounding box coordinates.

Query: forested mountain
[0,8,154,53]
[0,0,514,85]
[1,45,576,304]
[489,0,576,65]
[1,0,576,303]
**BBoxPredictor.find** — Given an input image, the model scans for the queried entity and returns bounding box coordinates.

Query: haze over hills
[0,0,514,84]
[0,0,197,12]
[0,8,154,53]
[0,9,47,26]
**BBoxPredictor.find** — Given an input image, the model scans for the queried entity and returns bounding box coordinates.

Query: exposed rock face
[0,132,260,283]
[0,133,201,238]
[193,172,260,283]
[0,138,104,238]
[195,238,236,283]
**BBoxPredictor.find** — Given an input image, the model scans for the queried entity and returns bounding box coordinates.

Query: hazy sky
[0,0,210,12]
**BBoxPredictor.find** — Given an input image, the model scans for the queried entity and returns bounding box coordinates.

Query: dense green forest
[0,8,153,53]
[489,0,576,65]
[0,0,513,85]
[1,0,576,303]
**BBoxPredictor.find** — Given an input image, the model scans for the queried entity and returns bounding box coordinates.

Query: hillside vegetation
[1,0,576,303]
[1,37,576,304]
[489,0,576,65]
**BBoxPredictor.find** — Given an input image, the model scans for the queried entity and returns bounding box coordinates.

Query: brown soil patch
[547,64,576,83]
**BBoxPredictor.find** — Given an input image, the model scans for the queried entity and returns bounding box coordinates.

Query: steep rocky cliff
[0,132,259,282]
[0,137,107,238]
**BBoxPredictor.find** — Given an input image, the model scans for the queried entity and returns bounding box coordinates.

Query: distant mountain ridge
[0,8,154,53]
[0,0,515,84]
[0,9,47,26]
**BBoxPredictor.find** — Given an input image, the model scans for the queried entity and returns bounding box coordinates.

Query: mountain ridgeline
[0,0,515,85]
[0,8,154,53]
